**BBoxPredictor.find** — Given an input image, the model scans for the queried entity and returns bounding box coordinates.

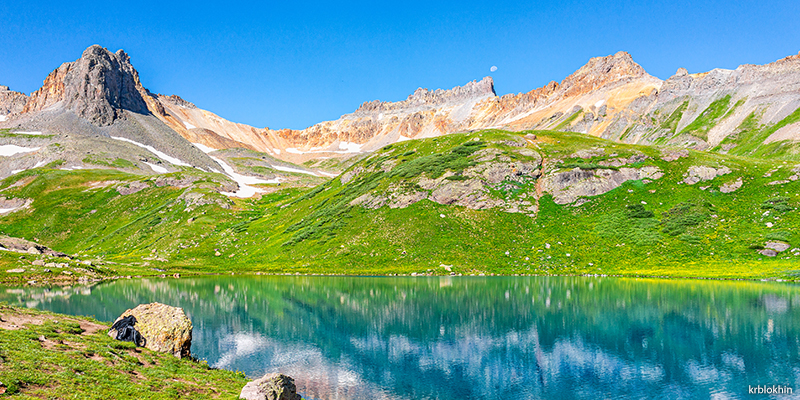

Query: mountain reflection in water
[2,276,798,400]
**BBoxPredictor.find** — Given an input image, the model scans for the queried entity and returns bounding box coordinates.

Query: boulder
[758,249,778,257]
[240,373,302,400]
[765,242,790,253]
[108,302,192,358]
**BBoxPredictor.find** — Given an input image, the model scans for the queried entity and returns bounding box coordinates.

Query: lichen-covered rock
[765,242,790,253]
[108,302,192,358]
[720,178,743,193]
[542,166,663,204]
[682,166,731,185]
[240,373,302,400]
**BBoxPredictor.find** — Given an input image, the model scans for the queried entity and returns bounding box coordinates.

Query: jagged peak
[22,44,149,126]
[354,76,496,114]
[158,94,197,109]
[557,51,651,98]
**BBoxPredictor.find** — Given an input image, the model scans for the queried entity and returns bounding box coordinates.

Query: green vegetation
[680,95,733,140]
[554,109,583,131]
[0,304,247,399]
[83,154,137,169]
[721,106,800,160]
[0,129,798,283]
[660,100,689,133]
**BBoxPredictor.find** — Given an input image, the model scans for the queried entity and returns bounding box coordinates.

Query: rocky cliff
[22,45,149,126]
[0,86,28,118]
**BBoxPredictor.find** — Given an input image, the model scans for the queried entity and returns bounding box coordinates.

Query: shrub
[627,204,654,219]
[762,196,793,213]
[661,201,712,236]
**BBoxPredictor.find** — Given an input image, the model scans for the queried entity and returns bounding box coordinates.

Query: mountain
[0,45,323,194]
[1,46,799,282]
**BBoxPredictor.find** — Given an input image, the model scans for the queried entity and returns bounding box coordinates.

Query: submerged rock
[108,302,192,358]
[240,373,302,400]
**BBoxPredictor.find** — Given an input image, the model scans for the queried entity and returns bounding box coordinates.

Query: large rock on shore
[108,302,192,358]
[240,373,302,400]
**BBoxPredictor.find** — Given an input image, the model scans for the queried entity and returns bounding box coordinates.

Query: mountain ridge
[3,46,800,174]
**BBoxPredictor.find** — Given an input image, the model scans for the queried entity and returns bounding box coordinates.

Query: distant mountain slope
[0,45,321,195]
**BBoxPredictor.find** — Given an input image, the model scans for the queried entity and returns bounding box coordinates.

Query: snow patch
[11,131,43,135]
[273,149,281,155]
[10,169,24,175]
[60,166,84,171]
[286,143,363,154]
[0,115,6,122]
[191,142,217,154]
[396,135,412,142]
[34,161,46,168]
[338,142,363,152]
[595,100,605,108]
[0,145,39,157]
[111,136,191,167]
[184,121,197,130]
[270,164,319,176]
[144,162,168,173]
[211,156,280,198]
[317,171,338,177]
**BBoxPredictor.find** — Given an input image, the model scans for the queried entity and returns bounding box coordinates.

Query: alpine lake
[1,275,798,400]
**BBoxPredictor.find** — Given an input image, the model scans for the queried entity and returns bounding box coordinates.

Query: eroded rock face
[0,86,29,116]
[23,45,149,126]
[108,303,192,358]
[239,373,302,400]
[542,166,663,204]
[350,153,541,215]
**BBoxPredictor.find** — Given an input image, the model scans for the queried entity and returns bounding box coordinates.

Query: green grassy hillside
[1,129,798,282]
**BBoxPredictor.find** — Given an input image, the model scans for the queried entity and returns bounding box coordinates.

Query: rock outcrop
[0,235,68,257]
[0,86,28,117]
[23,45,149,126]
[240,373,302,400]
[542,166,663,204]
[108,303,192,358]
[682,166,732,185]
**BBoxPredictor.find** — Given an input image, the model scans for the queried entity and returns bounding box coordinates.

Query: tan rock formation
[108,302,192,358]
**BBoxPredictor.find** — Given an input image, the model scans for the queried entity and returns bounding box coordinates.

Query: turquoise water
[2,275,799,399]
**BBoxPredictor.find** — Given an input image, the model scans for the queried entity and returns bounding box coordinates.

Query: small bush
[762,196,793,213]
[627,204,654,219]
[661,201,712,236]
[765,231,791,242]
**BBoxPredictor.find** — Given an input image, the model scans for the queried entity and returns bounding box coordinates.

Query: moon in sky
[490,66,498,72]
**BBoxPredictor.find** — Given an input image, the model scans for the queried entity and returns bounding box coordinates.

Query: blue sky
[1,1,798,129]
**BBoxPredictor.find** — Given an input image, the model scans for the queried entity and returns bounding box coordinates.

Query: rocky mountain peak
[22,45,149,126]
[0,85,29,116]
[158,94,197,109]
[354,77,496,115]
[558,51,651,98]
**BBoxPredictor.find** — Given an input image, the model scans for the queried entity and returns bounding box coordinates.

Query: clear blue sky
[1,1,798,130]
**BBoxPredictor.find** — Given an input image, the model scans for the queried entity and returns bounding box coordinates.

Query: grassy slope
[0,129,798,281]
[0,304,247,399]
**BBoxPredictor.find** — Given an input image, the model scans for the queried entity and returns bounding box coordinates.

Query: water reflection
[2,276,799,399]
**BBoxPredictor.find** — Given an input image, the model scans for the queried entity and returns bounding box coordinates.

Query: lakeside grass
[0,304,248,399]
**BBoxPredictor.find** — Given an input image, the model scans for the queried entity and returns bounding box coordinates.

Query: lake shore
[0,304,249,398]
